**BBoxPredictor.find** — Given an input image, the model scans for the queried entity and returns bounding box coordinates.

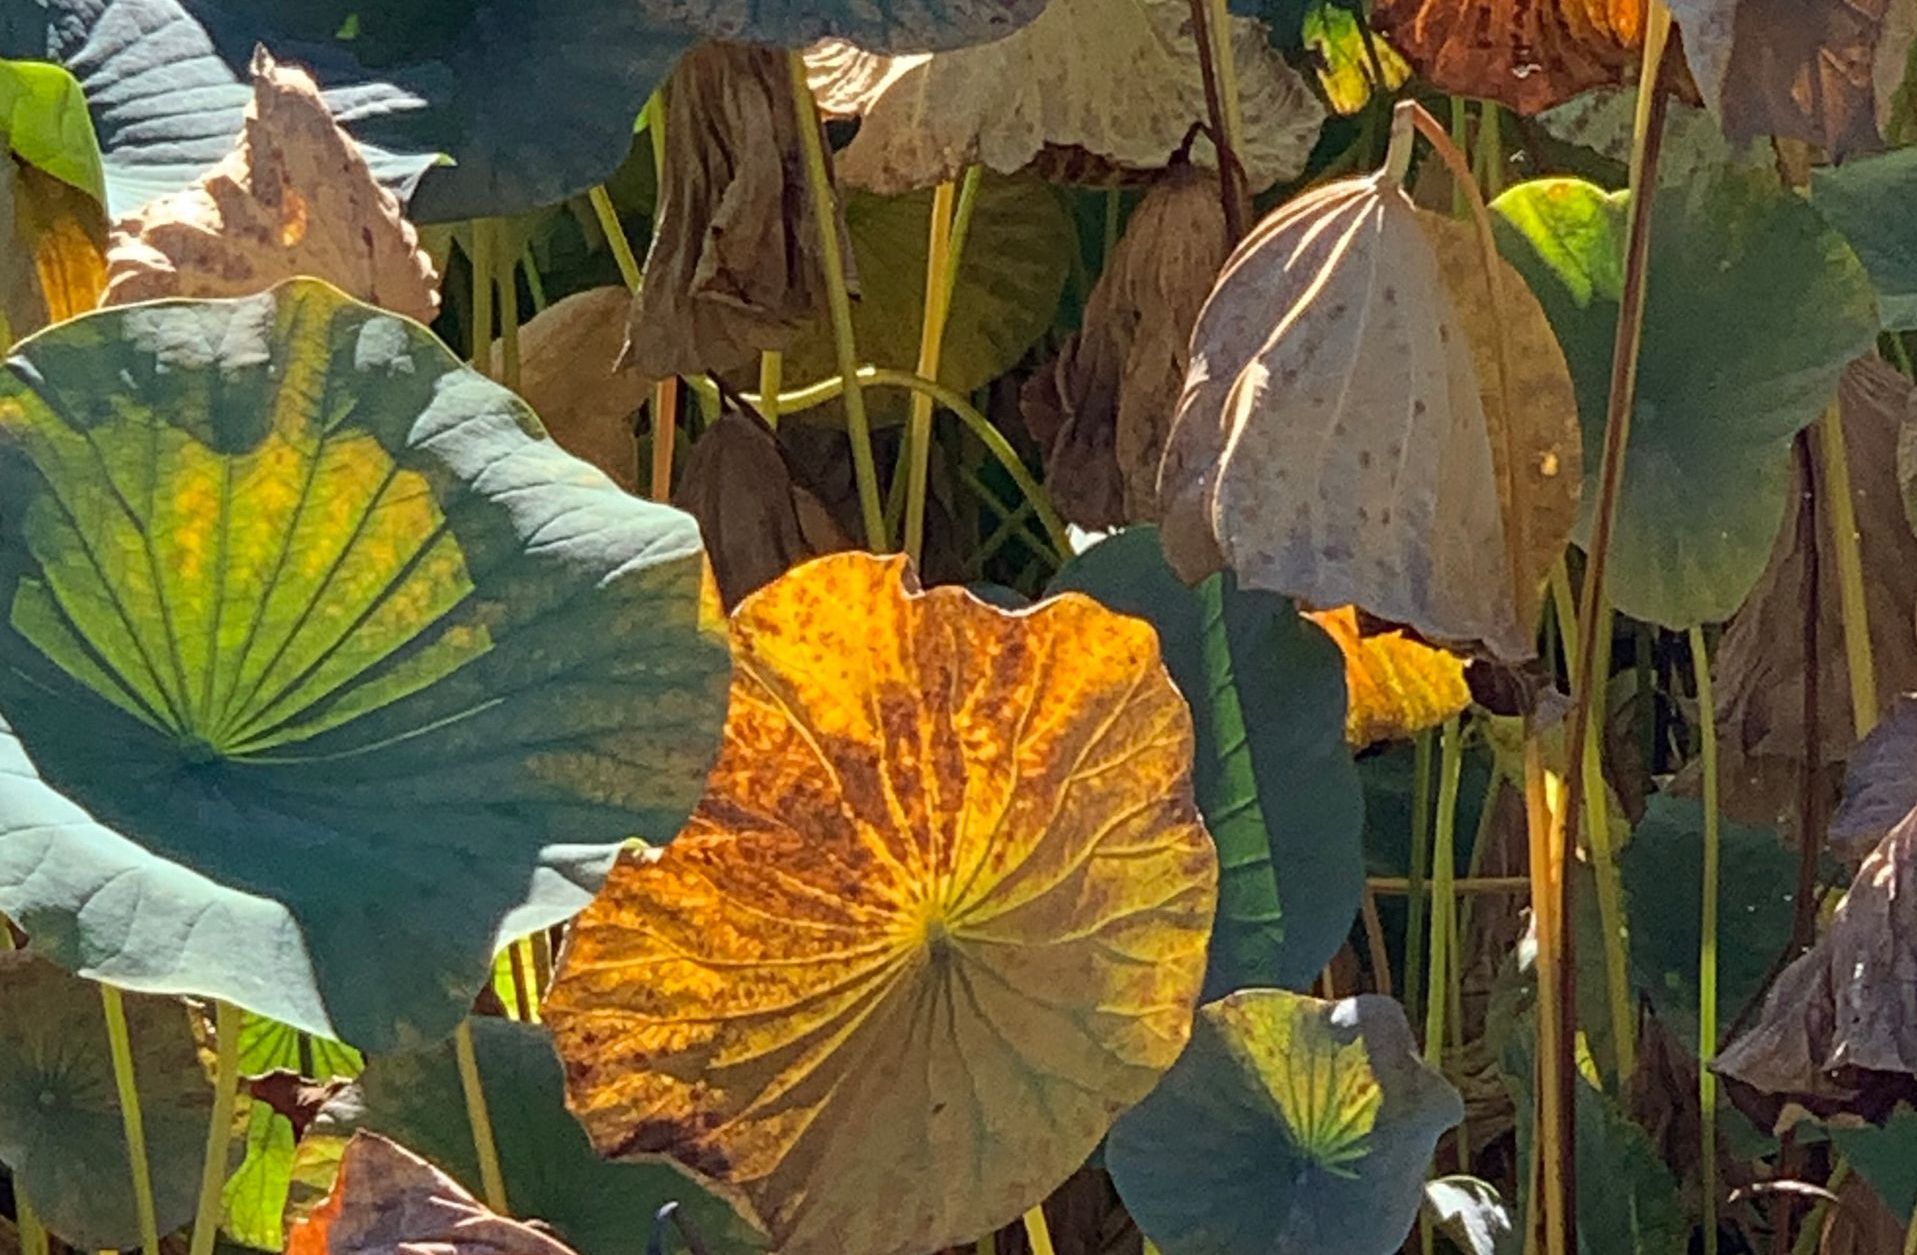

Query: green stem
[470,220,494,375]
[497,250,521,392]
[520,245,548,313]
[1904,1197,1917,1255]
[1689,625,1721,1255]
[1790,1161,1849,1255]
[903,178,960,565]
[587,186,643,292]
[1423,717,1464,1069]
[1021,1206,1057,1255]
[785,50,885,550]
[1404,728,1436,1025]
[454,1019,510,1213]
[958,468,1061,568]
[758,352,784,429]
[17,1190,47,1255]
[100,985,161,1255]
[1815,403,1877,739]
[940,166,984,314]
[187,1000,241,1255]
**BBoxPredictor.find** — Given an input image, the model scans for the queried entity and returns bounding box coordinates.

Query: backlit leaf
[0,59,104,202]
[545,551,1218,1255]
[0,279,731,1050]
[1371,0,1649,115]
[1050,526,1364,996]
[1106,989,1464,1254]
[1304,3,1410,115]
[2,156,106,340]
[224,1015,363,1252]
[1303,606,1471,748]
[807,0,1325,195]
[1493,167,1878,627]
[101,51,439,323]
[0,955,208,1248]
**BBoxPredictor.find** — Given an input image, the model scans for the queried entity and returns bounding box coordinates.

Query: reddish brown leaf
[1371,0,1651,115]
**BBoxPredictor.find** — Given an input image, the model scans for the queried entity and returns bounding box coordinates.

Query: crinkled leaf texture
[0,278,731,1051]
[1106,989,1464,1255]
[545,551,1217,1255]
[1303,606,1470,747]
[0,954,209,1248]
[1049,527,1363,997]
[6,0,693,222]
[1373,0,1650,115]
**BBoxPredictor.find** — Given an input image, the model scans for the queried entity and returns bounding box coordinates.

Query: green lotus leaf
[0,279,731,1051]
[0,953,209,1248]
[5,0,691,222]
[1106,988,1463,1255]
[0,59,103,202]
[323,1018,766,1255]
[1492,166,1879,628]
[1814,146,1917,332]
[224,1014,364,1251]
[1831,1106,1917,1227]
[1049,526,1363,995]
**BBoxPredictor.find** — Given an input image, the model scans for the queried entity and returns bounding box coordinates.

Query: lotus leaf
[545,551,1217,1255]
[0,279,730,1050]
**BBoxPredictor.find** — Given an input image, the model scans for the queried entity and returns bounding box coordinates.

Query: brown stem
[1184,0,1245,242]
[1793,433,1827,955]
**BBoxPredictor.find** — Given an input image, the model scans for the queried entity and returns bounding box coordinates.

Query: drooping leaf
[1020,166,1228,529]
[101,50,439,323]
[672,408,853,608]
[0,59,105,202]
[0,279,731,1050]
[1493,167,1879,627]
[492,288,644,492]
[544,552,1218,1255]
[0,954,208,1248]
[1715,813,1917,1119]
[1666,0,1903,157]
[1371,0,1652,115]
[1831,696,1917,859]
[624,43,844,386]
[1713,357,1917,798]
[1422,1176,1519,1255]
[770,174,1071,429]
[224,1015,363,1252]
[1815,145,1917,331]
[1,154,106,339]
[806,0,1325,195]
[6,0,692,222]
[1301,606,1471,747]
[1049,526,1363,996]
[1303,3,1410,115]
[1106,988,1464,1255]
[322,1018,766,1255]
[287,1132,579,1255]
[1161,167,1581,663]
[1830,1106,1917,1227]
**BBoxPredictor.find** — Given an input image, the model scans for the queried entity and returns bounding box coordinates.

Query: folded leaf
[1372,0,1650,115]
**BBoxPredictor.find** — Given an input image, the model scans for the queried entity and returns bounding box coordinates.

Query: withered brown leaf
[1020,166,1228,529]
[1372,0,1650,115]
[624,42,848,385]
[496,286,644,491]
[102,50,438,322]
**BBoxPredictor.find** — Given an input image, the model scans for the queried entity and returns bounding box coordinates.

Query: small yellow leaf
[1305,605,1470,748]
[545,551,1218,1255]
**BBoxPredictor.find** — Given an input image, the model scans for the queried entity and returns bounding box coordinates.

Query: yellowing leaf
[1305,606,1471,748]
[1159,162,1579,663]
[101,50,439,321]
[1306,2,1411,115]
[1372,0,1653,115]
[2,156,105,339]
[544,551,1218,1255]
[806,0,1324,195]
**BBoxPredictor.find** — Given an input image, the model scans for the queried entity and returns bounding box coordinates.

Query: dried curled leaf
[289,1133,577,1255]
[1713,358,1917,816]
[1372,0,1649,115]
[545,552,1218,1255]
[496,287,644,490]
[672,408,853,607]
[806,0,1325,195]
[625,43,846,384]
[1668,0,1900,157]
[1305,605,1472,748]
[1020,167,1229,528]
[1160,165,1579,663]
[101,51,438,322]
[1831,696,1917,860]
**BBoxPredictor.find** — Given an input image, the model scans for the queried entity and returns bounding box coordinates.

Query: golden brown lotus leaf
[1669,0,1899,158]
[1159,170,1578,663]
[289,1133,578,1255]
[625,42,847,385]
[544,551,1218,1255]
[1372,0,1649,116]
[2,156,106,339]
[492,286,644,491]
[1020,166,1229,529]
[804,0,1325,195]
[101,51,438,321]
[672,408,853,607]
[1305,605,1472,748]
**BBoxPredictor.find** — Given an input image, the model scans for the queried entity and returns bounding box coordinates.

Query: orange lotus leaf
[544,551,1218,1255]
[1306,605,1471,748]
[1372,0,1649,115]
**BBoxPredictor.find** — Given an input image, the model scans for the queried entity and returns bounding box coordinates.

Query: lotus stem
[1185,0,1244,239]
[517,938,542,1021]
[1404,728,1435,1026]
[470,219,494,376]
[903,178,960,565]
[1552,6,1675,1241]
[1021,1206,1057,1255]
[1361,886,1392,995]
[520,245,547,313]
[1523,734,1568,1255]
[651,381,678,502]
[940,166,984,314]
[1790,1160,1848,1255]
[785,50,887,550]
[1423,716,1463,1065]
[100,984,161,1255]
[758,352,784,428]
[187,999,241,1255]
[1815,403,1877,739]
[1369,875,1532,895]
[975,1233,995,1255]
[451,1019,510,1213]
[588,186,643,292]
[1551,561,1635,1082]
[1904,1200,1917,1255]
[497,253,521,392]
[1688,625,1722,1255]
[17,1191,46,1255]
